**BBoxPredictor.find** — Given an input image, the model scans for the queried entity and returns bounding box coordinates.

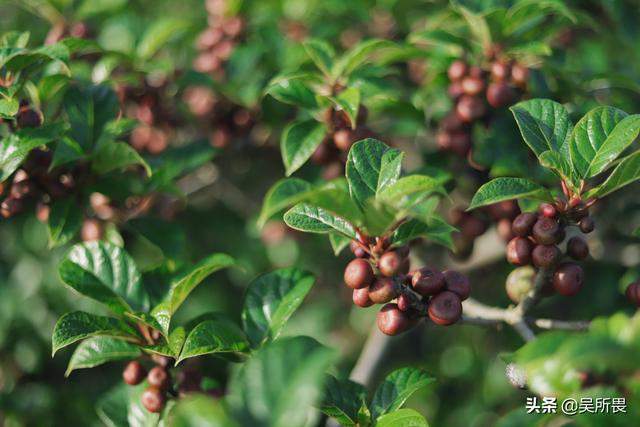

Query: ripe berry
[81,218,103,242]
[486,82,515,108]
[428,291,462,326]
[344,259,374,289]
[147,366,171,390]
[411,267,445,296]
[539,203,557,218]
[447,60,468,81]
[352,287,374,307]
[512,212,537,237]
[440,112,466,132]
[625,282,640,307]
[567,236,589,260]
[506,237,533,266]
[497,218,515,242]
[378,251,403,277]
[511,64,529,86]
[368,277,398,304]
[17,108,43,128]
[487,200,520,220]
[532,245,561,268]
[0,197,24,218]
[123,361,146,385]
[448,131,472,157]
[553,263,584,296]
[310,141,335,165]
[141,386,166,413]
[397,293,411,312]
[505,266,535,303]
[333,129,354,151]
[532,217,561,245]
[377,303,414,335]
[459,214,487,238]
[579,217,595,234]
[448,82,464,99]
[443,270,470,300]
[490,61,511,81]
[349,240,367,258]
[456,95,486,123]
[461,76,485,96]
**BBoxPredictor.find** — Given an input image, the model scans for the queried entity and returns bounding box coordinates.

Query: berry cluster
[344,236,470,335]
[193,0,244,79]
[626,281,640,307]
[311,106,374,180]
[505,202,593,297]
[436,56,529,158]
[45,21,91,45]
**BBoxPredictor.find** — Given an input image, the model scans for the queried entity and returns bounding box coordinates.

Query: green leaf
[329,233,352,255]
[376,409,429,427]
[92,140,151,176]
[456,6,491,49]
[265,73,319,110]
[569,107,629,179]
[0,97,19,118]
[258,178,313,228]
[66,337,141,376]
[370,368,435,419]
[96,383,166,427]
[329,87,360,129]
[127,218,186,260]
[468,178,553,210]
[283,203,357,238]
[346,139,403,206]
[320,375,367,426]
[47,197,83,248]
[227,336,335,427]
[377,176,444,205]
[586,151,640,199]
[58,242,147,315]
[51,137,84,169]
[0,125,63,181]
[241,268,315,348]
[151,253,236,335]
[178,316,250,363]
[76,0,127,19]
[302,186,364,225]
[391,217,455,250]
[148,143,216,190]
[586,114,640,177]
[144,325,186,358]
[510,99,572,158]
[63,83,119,150]
[538,150,574,184]
[333,39,395,78]
[52,311,137,356]
[281,119,327,176]
[170,395,239,427]
[136,18,187,60]
[303,39,335,76]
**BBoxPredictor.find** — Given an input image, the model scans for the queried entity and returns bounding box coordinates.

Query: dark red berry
[486,82,516,108]
[428,291,462,326]
[310,141,336,165]
[532,245,561,268]
[448,82,464,99]
[377,303,414,335]
[352,287,374,308]
[378,251,403,277]
[123,361,146,385]
[368,277,398,304]
[512,212,537,237]
[333,129,354,151]
[447,60,468,81]
[553,263,584,296]
[506,237,533,265]
[440,112,466,132]
[344,259,374,289]
[461,76,485,96]
[141,387,166,413]
[539,203,557,218]
[491,61,511,81]
[459,214,487,238]
[397,294,411,312]
[511,64,529,86]
[17,108,43,128]
[566,236,589,260]
[532,217,561,245]
[626,282,640,307]
[443,270,470,300]
[147,366,170,390]
[411,267,445,296]
[487,200,521,220]
[456,95,486,123]
[497,218,515,242]
[579,217,595,234]
[349,240,367,258]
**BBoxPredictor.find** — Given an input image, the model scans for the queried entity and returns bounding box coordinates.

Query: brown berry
[532,245,561,268]
[448,82,464,99]
[539,203,557,218]
[349,240,368,258]
[411,267,445,296]
[625,282,640,307]
[141,387,166,413]
[491,61,511,81]
[397,293,411,312]
[456,95,486,123]
[487,200,521,220]
[497,218,515,242]
[461,76,485,96]
[428,291,462,326]
[333,129,354,151]
[377,303,414,335]
[378,251,403,277]
[553,263,584,296]
[123,361,146,385]
[310,141,336,165]
[344,259,374,289]
[579,217,595,234]
[486,82,516,108]
[81,218,103,242]
[352,287,374,308]
[459,214,487,238]
[147,366,170,390]
[369,277,398,304]
[506,237,533,265]
[447,60,468,81]
[511,64,529,86]
[532,217,561,245]
[567,236,589,260]
[440,112,466,132]
[443,270,470,300]
[512,212,537,237]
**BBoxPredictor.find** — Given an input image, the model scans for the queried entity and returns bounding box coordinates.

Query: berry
[491,61,511,81]
[81,218,103,242]
[511,64,529,86]
[368,277,398,304]
[497,218,515,242]
[553,263,584,296]
[459,214,487,238]
[567,236,589,260]
[333,129,354,151]
[625,282,640,307]
[35,202,50,223]
[352,287,374,308]
[397,293,411,312]
[487,200,520,220]
[141,387,166,413]
[505,266,535,303]
[486,82,515,108]
[456,95,486,123]
[506,237,533,265]
[147,366,171,390]
[377,303,414,335]
[443,270,470,300]
[310,141,335,165]
[447,60,468,81]
[378,251,403,277]
[532,245,561,268]
[428,291,462,326]
[344,259,374,289]
[123,361,146,385]
[0,197,24,218]
[349,240,367,258]
[539,203,557,218]
[411,267,445,296]
[579,217,595,234]
[532,217,561,245]
[440,112,466,132]
[461,76,485,96]
[448,82,464,99]
[17,108,43,128]
[512,212,537,237]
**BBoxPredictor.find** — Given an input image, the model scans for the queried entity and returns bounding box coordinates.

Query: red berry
[532,217,561,245]
[81,218,103,242]
[456,95,486,123]
[440,112,466,132]
[378,251,403,277]
[539,203,557,218]
[397,294,411,312]
[553,263,584,296]
[368,277,398,304]
[147,366,171,390]
[579,217,595,234]
[461,76,485,96]
[377,303,414,335]
[487,200,521,220]
[352,287,374,308]
[411,267,445,296]
[511,64,529,86]
[447,60,468,81]
[625,282,640,307]
[566,236,589,260]
[506,237,533,265]
[532,245,561,268]
[497,218,515,242]
[123,361,146,385]
[141,387,166,413]
[443,270,470,300]
[486,82,516,108]
[491,61,511,81]
[344,259,374,289]
[333,129,354,151]
[428,291,462,326]
[459,214,487,238]
[512,212,537,237]
[448,82,464,99]
[349,240,367,258]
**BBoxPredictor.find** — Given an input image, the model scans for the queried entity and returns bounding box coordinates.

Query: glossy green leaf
[92,140,151,176]
[586,151,640,199]
[51,137,84,169]
[47,197,83,247]
[377,175,444,205]
[52,311,137,356]
[241,268,315,348]
[328,233,352,255]
[178,316,250,363]
[96,382,167,427]
[58,241,147,315]
[320,375,367,426]
[127,218,186,260]
[376,409,429,427]
[303,39,335,76]
[265,73,319,110]
[258,178,313,228]
[281,119,327,176]
[329,87,360,129]
[0,125,63,181]
[333,39,395,78]
[468,178,553,210]
[63,83,119,150]
[136,18,188,60]
[586,114,640,177]
[283,203,357,238]
[391,217,455,250]
[510,99,572,158]
[66,337,141,376]
[302,187,364,225]
[370,368,435,419]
